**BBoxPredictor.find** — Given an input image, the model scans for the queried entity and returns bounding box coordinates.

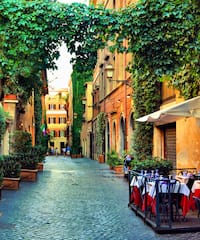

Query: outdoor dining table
[141,179,190,217]
[189,180,200,210]
[175,175,190,184]
[191,180,200,197]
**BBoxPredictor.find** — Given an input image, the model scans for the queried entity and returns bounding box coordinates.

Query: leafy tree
[0,0,199,160]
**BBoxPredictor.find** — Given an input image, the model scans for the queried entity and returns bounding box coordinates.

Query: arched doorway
[112,122,116,151]
[120,117,125,155]
[106,121,110,153]
[128,112,134,149]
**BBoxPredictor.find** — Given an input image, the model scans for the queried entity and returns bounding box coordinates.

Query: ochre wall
[176,118,200,170]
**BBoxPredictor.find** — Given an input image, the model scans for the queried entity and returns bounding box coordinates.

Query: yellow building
[45,89,69,155]
[80,82,93,158]
[137,83,200,170]
[89,0,135,161]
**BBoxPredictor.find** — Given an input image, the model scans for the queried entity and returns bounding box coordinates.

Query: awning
[136,96,200,125]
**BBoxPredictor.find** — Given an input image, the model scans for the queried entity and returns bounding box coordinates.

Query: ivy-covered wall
[71,68,93,154]
[1,0,199,161]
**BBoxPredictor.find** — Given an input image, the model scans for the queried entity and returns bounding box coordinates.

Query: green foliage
[71,68,93,153]
[2,155,21,178]
[113,0,200,160]
[96,112,106,154]
[0,155,4,184]
[0,0,199,162]
[32,145,46,163]
[34,85,43,146]
[131,157,173,176]
[10,130,32,154]
[106,150,123,167]
[0,105,10,142]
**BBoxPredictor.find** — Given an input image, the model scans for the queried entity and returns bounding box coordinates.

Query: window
[48,117,56,124]
[50,130,55,137]
[49,104,56,110]
[59,117,66,124]
[59,104,65,110]
[60,130,66,137]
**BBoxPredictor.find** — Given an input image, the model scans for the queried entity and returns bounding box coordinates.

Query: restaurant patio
[128,170,200,234]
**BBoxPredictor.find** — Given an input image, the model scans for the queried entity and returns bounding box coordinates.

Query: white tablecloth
[191,180,200,193]
[144,181,190,198]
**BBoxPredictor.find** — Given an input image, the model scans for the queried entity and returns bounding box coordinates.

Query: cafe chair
[193,196,200,219]
[170,180,181,221]
[187,178,195,190]
[158,180,181,223]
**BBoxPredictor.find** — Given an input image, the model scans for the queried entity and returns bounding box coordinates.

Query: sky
[47,0,89,91]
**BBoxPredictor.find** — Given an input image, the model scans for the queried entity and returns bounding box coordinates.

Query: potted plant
[9,130,38,182]
[107,150,124,173]
[2,155,21,190]
[34,145,46,171]
[130,157,173,176]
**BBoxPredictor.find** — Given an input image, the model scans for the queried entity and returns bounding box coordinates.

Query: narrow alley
[0,156,199,240]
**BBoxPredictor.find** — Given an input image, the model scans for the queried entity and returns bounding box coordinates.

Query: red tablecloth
[131,186,142,208]
[142,193,190,217]
[189,189,200,210]
[142,194,156,215]
[180,195,189,217]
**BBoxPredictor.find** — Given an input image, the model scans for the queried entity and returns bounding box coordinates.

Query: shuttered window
[164,124,176,167]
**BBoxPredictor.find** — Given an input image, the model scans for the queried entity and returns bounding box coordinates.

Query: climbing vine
[96,112,106,154]
[113,0,200,160]
[71,68,93,154]
[0,0,199,160]
[0,106,10,142]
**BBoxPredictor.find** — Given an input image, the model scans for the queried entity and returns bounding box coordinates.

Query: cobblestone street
[0,156,199,239]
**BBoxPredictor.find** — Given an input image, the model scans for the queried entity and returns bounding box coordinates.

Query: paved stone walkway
[0,156,199,239]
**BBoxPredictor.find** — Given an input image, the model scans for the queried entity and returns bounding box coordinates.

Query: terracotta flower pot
[98,154,105,163]
[114,165,124,174]
[4,94,17,100]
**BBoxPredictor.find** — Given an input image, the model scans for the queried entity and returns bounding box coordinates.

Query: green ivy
[96,112,106,154]
[0,106,9,142]
[71,68,93,153]
[114,0,200,160]
[0,0,199,161]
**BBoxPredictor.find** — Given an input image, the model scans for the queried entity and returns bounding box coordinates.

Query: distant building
[45,89,70,155]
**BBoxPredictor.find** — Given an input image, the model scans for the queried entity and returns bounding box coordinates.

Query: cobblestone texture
[0,156,200,239]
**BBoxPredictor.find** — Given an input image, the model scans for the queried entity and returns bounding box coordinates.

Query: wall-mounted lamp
[82,97,86,105]
[73,113,78,119]
[105,64,114,79]
[105,63,131,86]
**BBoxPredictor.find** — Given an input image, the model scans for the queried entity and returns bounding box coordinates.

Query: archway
[119,116,125,155]
[112,122,116,151]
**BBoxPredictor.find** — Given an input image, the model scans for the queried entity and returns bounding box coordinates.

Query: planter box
[37,162,44,172]
[71,154,77,158]
[21,169,38,182]
[113,165,124,174]
[2,177,20,190]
